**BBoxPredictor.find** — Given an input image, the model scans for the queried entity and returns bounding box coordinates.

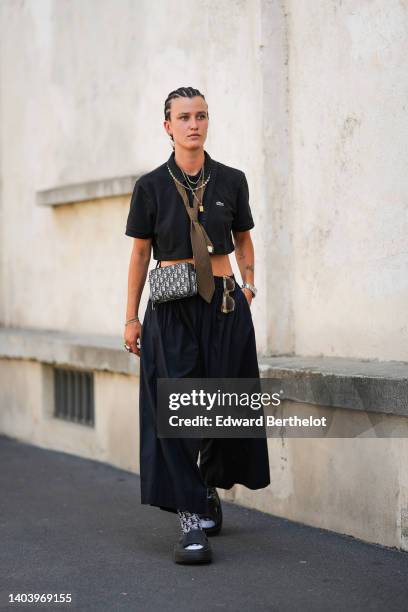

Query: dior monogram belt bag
[148,260,197,305]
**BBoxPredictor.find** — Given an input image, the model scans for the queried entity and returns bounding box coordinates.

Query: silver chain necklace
[166,164,211,192]
[167,164,210,212]
[182,166,203,187]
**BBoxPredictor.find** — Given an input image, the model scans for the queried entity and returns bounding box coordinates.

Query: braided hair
[164,86,208,122]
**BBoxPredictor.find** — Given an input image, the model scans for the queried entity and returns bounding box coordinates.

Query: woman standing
[124,86,270,564]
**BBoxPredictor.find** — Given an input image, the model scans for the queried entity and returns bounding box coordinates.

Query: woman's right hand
[124,320,142,358]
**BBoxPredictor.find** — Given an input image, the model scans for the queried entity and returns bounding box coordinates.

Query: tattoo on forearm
[245,264,254,272]
[236,248,246,261]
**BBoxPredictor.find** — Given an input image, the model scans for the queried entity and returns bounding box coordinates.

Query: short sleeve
[231,172,255,232]
[125,179,155,239]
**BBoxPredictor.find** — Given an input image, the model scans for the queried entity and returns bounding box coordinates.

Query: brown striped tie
[172,178,215,304]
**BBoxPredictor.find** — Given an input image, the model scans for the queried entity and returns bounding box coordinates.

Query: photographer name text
[167,415,327,428]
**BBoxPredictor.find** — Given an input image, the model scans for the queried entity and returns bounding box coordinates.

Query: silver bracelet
[241,282,257,298]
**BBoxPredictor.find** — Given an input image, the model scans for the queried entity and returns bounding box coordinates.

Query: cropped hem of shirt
[147,245,236,261]
[125,149,255,260]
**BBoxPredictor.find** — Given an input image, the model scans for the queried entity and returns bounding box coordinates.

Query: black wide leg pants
[138,274,271,514]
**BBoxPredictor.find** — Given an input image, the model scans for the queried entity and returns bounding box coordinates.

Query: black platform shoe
[173,529,212,564]
[199,487,223,536]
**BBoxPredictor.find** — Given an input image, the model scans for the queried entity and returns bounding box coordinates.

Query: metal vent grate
[53,367,94,426]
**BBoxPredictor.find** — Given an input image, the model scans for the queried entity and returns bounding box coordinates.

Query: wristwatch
[241,282,257,298]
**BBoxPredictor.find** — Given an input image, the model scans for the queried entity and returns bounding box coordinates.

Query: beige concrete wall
[288,0,408,360]
[1,1,406,358]
[0,360,140,473]
[0,0,269,350]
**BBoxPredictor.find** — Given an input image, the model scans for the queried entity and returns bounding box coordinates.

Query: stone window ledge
[1,327,407,416]
[0,326,138,376]
[260,356,408,417]
[36,175,140,207]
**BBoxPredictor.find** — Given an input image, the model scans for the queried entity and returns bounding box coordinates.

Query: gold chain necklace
[166,164,211,191]
[166,164,210,212]
[182,166,203,187]
[191,185,205,212]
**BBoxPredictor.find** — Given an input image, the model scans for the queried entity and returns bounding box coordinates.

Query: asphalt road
[1,434,407,612]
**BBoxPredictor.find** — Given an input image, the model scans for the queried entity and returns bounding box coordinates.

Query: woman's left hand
[242,287,253,307]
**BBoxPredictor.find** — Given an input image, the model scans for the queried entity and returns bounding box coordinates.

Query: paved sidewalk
[1,434,407,612]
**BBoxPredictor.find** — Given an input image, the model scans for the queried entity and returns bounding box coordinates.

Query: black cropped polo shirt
[125,149,254,260]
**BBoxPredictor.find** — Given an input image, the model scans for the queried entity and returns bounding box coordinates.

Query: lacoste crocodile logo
[215,201,225,206]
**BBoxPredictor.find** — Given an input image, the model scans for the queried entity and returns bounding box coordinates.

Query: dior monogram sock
[177,510,204,550]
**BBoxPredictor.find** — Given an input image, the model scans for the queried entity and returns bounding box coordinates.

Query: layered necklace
[182,165,203,186]
[167,161,211,212]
